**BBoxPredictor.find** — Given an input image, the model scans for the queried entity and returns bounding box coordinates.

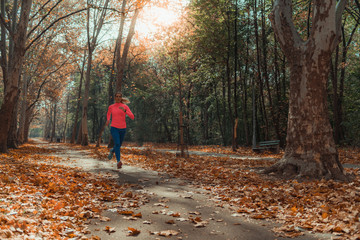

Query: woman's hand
[119,106,126,112]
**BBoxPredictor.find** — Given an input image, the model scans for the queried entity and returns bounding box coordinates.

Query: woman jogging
[106,92,134,169]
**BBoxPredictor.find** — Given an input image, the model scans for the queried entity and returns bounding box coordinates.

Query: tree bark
[17,74,29,144]
[0,0,33,152]
[266,0,348,181]
[7,95,20,149]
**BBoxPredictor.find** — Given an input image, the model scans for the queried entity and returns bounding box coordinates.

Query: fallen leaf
[104,226,115,233]
[132,212,142,218]
[118,210,134,215]
[158,230,180,236]
[165,220,175,224]
[127,227,141,236]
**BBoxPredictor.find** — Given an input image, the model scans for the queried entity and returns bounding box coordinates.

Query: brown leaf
[104,226,116,233]
[158,230,180,236]
[132,212,142,218]
[118,210,134,215]
[127,227,141,236]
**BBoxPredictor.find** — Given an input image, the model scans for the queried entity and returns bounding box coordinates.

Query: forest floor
[0,139,359,240]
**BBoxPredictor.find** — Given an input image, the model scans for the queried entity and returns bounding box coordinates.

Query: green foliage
[48,0,360,147]
[343,72,360,145]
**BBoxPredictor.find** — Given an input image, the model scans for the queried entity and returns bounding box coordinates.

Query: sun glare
[137,5,183,37]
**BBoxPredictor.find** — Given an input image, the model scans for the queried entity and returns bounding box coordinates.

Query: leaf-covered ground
[92,143,359,239]
[1,141,359,239]
[0,143,146,240]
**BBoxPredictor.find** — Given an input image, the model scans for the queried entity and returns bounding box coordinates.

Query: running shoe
[117,161,122,169]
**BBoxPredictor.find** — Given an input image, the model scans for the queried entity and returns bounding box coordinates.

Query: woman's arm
[125,105,134,120]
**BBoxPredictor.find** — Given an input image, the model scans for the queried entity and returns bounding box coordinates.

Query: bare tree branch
[27,0,64,39]
[25,8,87,52]
[0,13,13,39]
[27,59,69,110]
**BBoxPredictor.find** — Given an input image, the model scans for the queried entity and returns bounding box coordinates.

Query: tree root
[261,158,351,182]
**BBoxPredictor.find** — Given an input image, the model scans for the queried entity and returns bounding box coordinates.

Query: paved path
[36,141,332,240]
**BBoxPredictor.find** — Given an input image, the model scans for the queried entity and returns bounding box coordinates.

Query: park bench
[253,140,280,153]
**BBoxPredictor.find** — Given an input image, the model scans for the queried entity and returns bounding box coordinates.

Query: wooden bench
[253,140,280,153]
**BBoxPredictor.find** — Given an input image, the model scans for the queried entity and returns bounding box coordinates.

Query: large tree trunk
[0,0,33,152]
[265,0,348,181]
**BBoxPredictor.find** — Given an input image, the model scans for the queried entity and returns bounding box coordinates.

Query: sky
[136,0,189,38]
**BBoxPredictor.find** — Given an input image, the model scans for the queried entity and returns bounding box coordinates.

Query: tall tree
[0,0,86,152]
[265,0,348,180]
[0,0,33,152]
[114,3,140,92]
[79,0,110,146]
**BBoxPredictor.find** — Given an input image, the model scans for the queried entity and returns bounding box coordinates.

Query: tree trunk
[254,0,269,140]
[186,83,192,145]
[332,23,358,144]
[80,0,110,146]
[76,123,83,145]
[96,36,119,147]
[225,9,234,150]
[18,74,29,144]
[70,52,86,143]
[266,0,348,181]
[0,0,33,152]
[115,8,140,92]
[261,0,281,141]
[218,78,226,145]
[242,9,252,146]
[80,57,90,146]
[44,106,51,140]
[233,0,239,150]
[23,106,34,143]
[177,51,186,157]
[62,94,70,142]
[51,102,57,142]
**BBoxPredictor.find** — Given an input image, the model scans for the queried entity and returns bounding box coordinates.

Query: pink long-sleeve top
[106,103,134,129]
